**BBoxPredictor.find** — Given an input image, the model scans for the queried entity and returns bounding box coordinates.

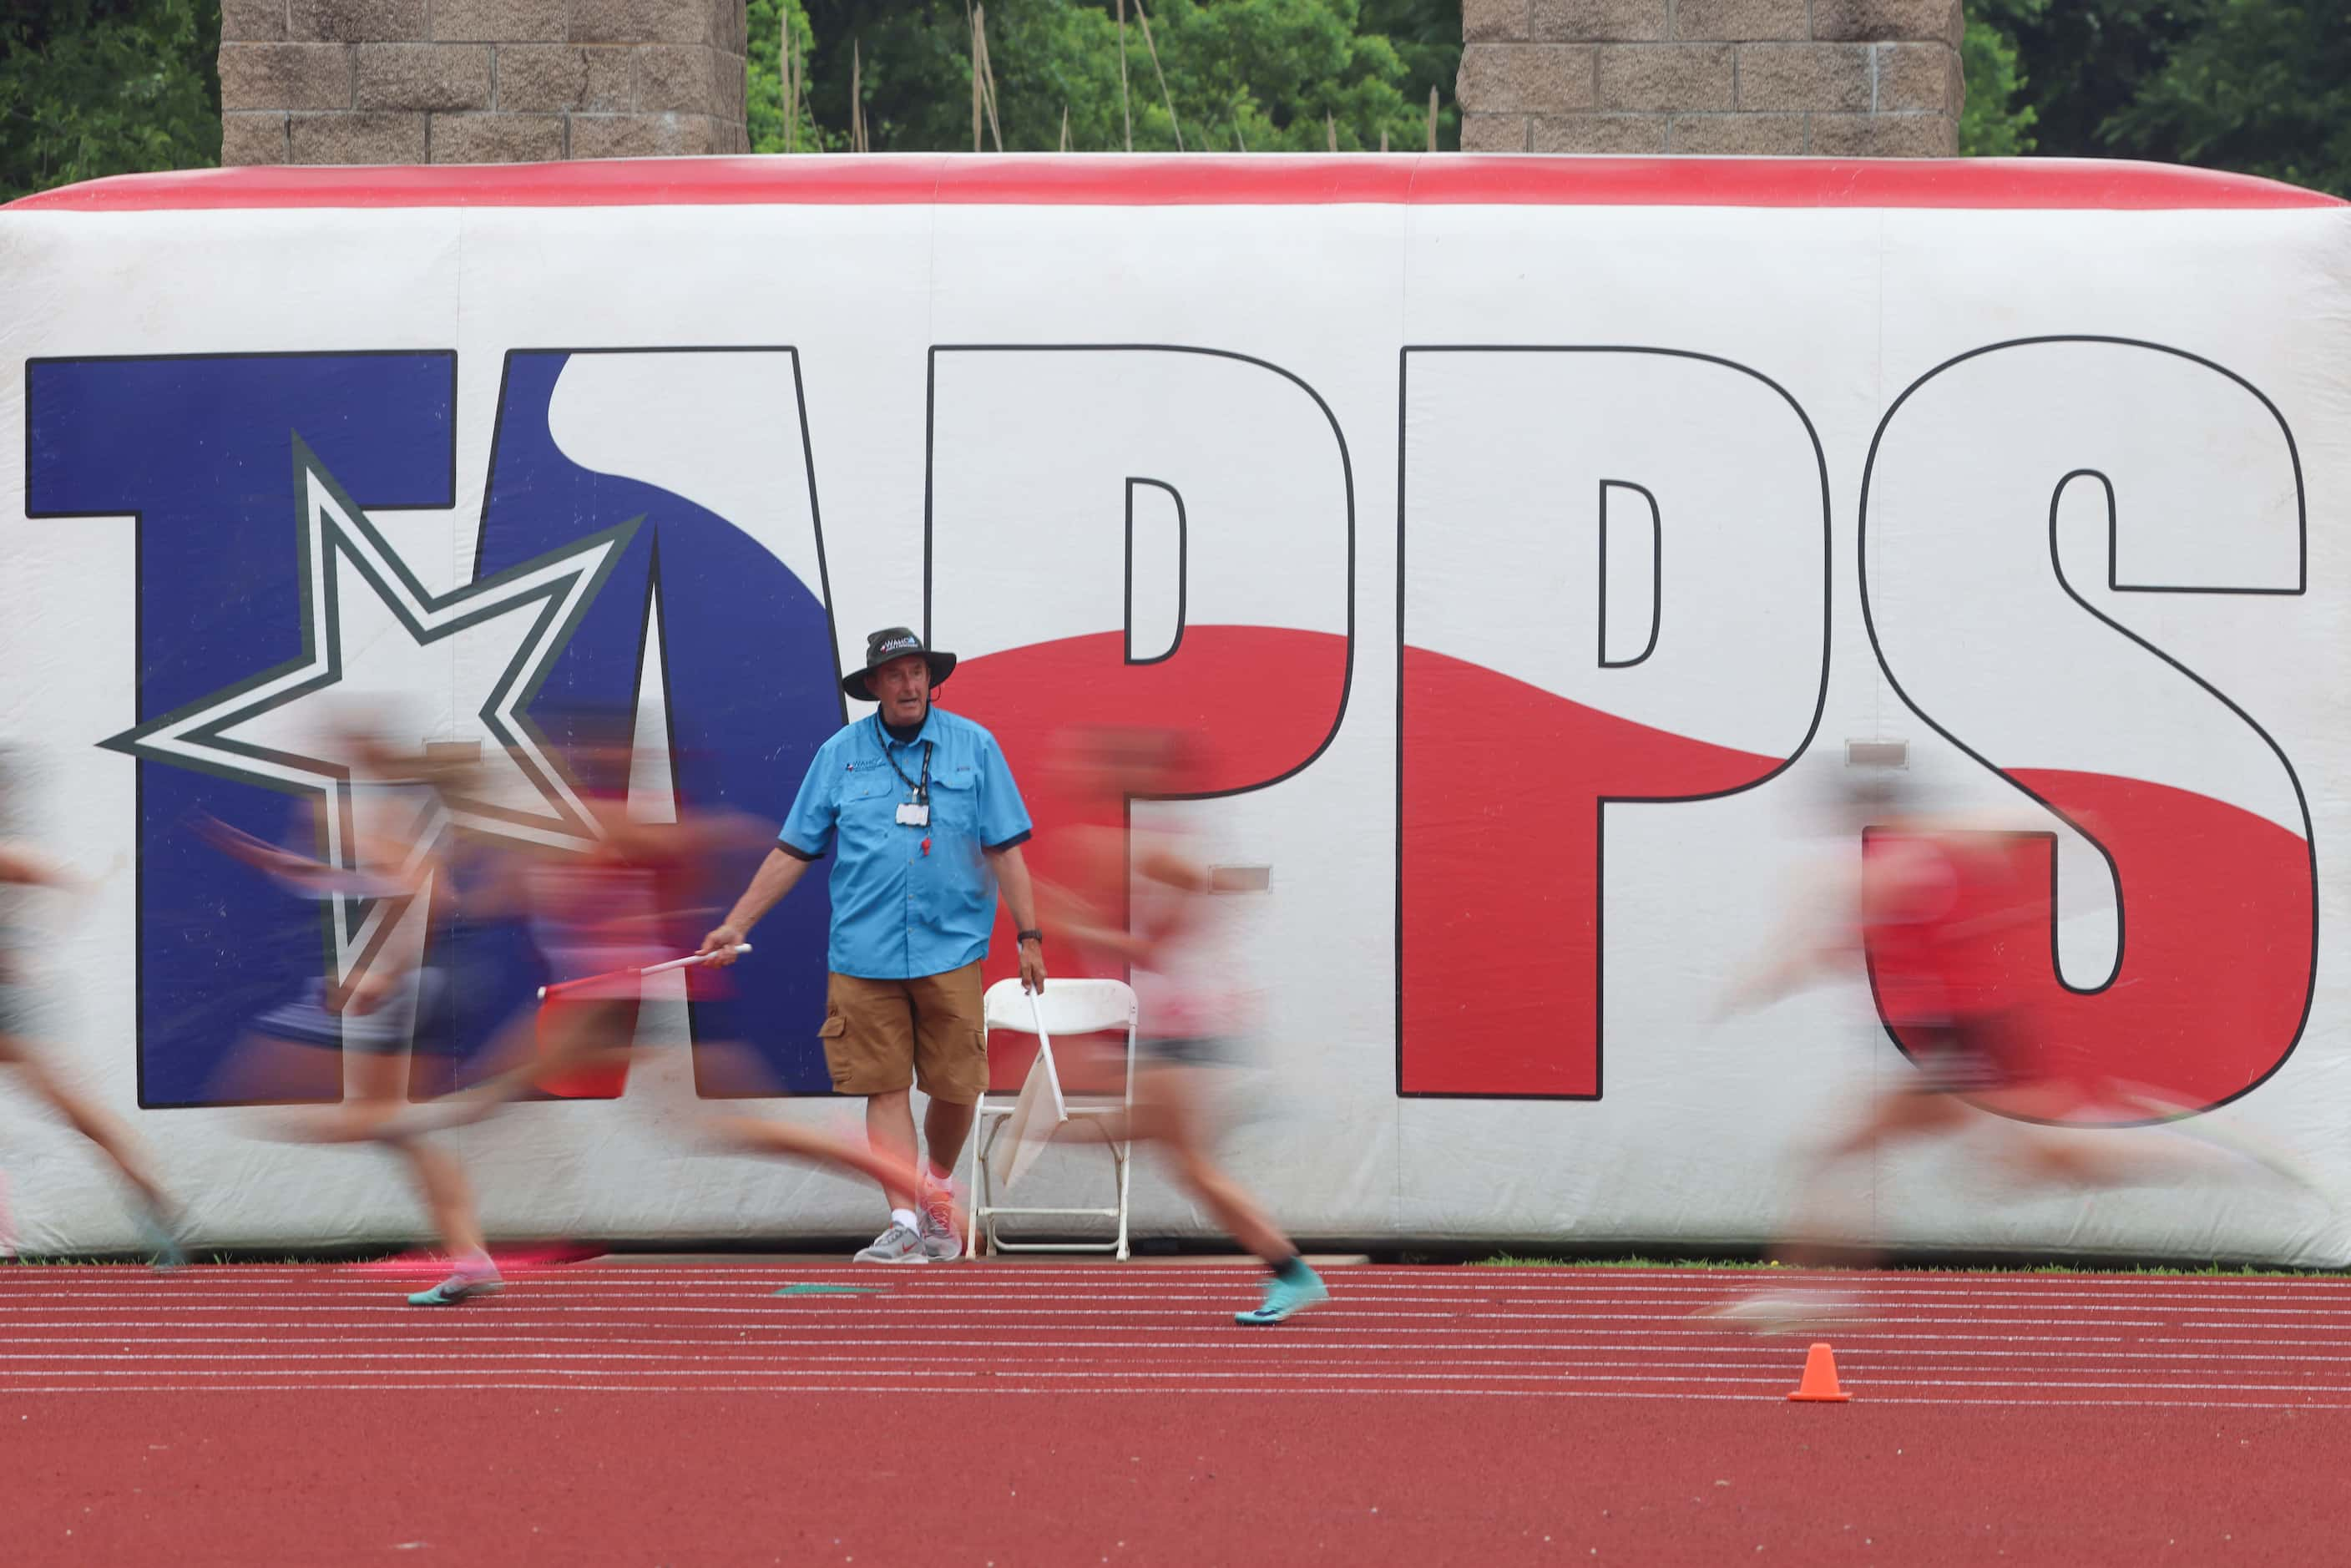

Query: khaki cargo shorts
[817,961,988,1105]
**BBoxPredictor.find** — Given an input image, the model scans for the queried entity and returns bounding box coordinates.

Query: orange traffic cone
[1787,1341,1851,1403]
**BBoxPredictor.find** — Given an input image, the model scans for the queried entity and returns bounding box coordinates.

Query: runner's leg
[1,1034,173,1218]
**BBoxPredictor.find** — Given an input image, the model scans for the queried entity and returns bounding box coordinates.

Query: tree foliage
[774,0,1458,154]
[747,0,839,152]
[0,0,219,202]
[1967,0,2351,196]
[2100,0,2351,195]
[1958,2,2038,155]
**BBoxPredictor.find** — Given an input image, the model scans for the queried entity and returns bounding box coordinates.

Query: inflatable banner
[3,154,2346,1262]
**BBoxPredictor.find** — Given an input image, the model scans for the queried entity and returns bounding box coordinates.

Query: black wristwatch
[1017,928,1044,945]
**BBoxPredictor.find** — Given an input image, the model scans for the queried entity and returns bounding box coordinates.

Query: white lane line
[0,1337,2191,1358]
[25,1269,2351,1302]
[0,1358,2332,1397]
[0,1350,2305,1377]
[0,1318,2145,1342]
[0,1382,2343,1410]
[0,1300,2194,1333]
[0,1382,1804,1400]
[1458,1313,2177,1328]
[4,1344,2332,1363]
[2156,1336,2351,1348]
[0,1366,1784,1388]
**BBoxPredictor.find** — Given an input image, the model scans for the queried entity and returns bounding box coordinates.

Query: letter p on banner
[1399,349,1829,1097]
[925,346,1354,990]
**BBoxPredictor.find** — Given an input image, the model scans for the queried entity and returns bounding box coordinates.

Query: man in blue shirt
[700,628,1045,1263]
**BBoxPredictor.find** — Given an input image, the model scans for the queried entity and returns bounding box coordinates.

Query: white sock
[890,1206,920,1234]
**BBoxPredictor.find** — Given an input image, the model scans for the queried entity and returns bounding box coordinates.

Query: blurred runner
[201,716,492,1304]
[410,713,942,1224]
[1043,726,1327,1326]
[1706,763,2305,1330]
[0,752,183,1265]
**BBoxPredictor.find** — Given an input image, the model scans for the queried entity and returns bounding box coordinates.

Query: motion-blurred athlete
[1707,764,2313,1329]
[1043,726,1327,1325]
[201,723,493,1305]
[0,797,183,1265]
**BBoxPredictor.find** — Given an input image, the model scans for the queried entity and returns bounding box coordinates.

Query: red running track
[1,1262,2345,1564]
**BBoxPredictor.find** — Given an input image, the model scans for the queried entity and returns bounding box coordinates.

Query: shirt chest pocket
[835,769,895,817]
[928,767,982,837]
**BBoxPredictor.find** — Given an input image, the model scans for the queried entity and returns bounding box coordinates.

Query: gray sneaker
[854,1222,928,1263]
[918,1184,962,1262]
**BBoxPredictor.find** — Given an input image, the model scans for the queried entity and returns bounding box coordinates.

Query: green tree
[747,0,837,152]
[2102,0,2351,196]
[0,0,219,202]
[1958,0,2038,156]
[1972,0,2351,198]
[1999,0,2193,164]
[793,0,1455,154]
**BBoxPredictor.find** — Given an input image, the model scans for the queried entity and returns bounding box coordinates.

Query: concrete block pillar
[219,0,749,164]
[1459,0,1964,156]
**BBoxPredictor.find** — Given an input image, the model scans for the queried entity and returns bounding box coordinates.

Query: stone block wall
[219,0,749,164]
[1459,0,1964,156]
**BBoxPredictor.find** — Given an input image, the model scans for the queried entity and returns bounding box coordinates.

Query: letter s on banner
[1399,349,1830,1098]
[925,346,1353,1002]
[1860,337,2315,1120]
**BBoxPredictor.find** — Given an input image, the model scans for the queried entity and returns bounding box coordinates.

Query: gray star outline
[101,435,644,978]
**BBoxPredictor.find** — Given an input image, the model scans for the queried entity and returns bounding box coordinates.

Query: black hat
[842,626,958,702]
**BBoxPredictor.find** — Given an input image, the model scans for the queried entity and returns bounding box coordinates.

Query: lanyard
[873,717,932,803]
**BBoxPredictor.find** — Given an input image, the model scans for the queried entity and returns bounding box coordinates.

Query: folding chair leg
[964,1121,981,1262]
[1114,1140,1132,1261]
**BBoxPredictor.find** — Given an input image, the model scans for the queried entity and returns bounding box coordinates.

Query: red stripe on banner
[7,154,2340,214]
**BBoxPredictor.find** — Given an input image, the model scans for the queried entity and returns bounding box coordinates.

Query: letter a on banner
[1398,349,1829,1097]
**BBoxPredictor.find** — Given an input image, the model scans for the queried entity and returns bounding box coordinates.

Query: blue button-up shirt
[777,706,1034,980]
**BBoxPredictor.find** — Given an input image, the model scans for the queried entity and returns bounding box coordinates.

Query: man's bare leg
[921,1096,975,1185]
[866,1088,918,1211]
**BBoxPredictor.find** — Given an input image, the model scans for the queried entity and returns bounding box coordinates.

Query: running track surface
[2,1262,2345,1565]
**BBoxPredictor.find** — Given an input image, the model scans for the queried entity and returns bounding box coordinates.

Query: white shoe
[854,1222,928,1263]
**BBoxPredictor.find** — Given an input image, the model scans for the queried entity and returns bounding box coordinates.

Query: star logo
[101,438,640,982]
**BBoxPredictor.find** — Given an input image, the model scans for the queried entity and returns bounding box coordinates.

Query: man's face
[872,654,931,726]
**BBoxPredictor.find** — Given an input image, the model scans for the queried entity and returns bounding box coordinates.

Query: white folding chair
[965,977,1136,1260]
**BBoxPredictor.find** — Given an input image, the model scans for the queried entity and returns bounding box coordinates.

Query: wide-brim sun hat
[842,625,958,702]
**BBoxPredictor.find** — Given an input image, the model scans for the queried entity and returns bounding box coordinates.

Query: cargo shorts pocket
[816,1012,851,1088]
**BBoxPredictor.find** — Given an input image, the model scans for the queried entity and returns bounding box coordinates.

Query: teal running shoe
[407,1267,501,1307]
[1235,1266,1328,1326]
[138,1203,187,1272]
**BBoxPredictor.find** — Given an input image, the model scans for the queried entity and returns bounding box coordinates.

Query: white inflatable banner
[3,154,2347,1262]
